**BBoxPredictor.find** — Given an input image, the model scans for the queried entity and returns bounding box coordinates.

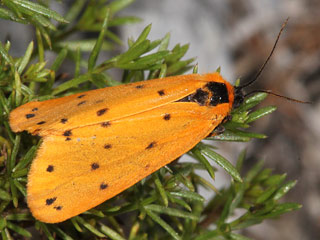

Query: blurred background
[1,0,319,239]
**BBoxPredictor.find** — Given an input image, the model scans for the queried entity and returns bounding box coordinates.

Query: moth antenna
[245,90,312,104]
[237,18,289,89]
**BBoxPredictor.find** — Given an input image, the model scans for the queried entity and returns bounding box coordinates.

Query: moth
[10,72,243,223]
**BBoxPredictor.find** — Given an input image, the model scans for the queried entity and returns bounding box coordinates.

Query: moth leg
[206,115,232,137]
[222,114,232,123]
[206,124,225,137]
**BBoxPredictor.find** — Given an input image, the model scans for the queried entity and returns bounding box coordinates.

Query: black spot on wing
[101,122,111,128]
[37,121,46,125]
[47,165,54,172]
[100,182,108,190]
[104,144,112,149]
[63,130,72,136]
[46,197,57,205]
[32,108,38,112]
[135,85,144,89]
[65,137,71,141]
[158,90,165,96]
[95,99,103,104]
[146,141,156,149]
[77,101,86,106]
[77,94,86,99]
[97,108,108,116]
[163,114,171,120]
[54,206,62,210]
[61,118,68,124]
[26,114,35,119]
[91,163,99,170]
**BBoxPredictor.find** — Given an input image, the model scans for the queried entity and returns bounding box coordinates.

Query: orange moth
[9,72,243,223]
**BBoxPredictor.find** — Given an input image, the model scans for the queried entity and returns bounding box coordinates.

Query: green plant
[0,1,300,239]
